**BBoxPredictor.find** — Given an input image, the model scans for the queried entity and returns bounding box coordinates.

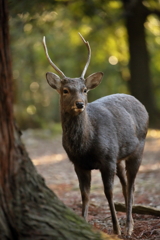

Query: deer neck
[61,110,93,152]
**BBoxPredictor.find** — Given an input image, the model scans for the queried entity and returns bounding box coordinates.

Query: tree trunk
[0,1,116,239]
[0,127,107,240]
[122,0,157,125]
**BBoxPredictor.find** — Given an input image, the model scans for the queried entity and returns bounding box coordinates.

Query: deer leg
[125,165,136,236]
[116,162,127,206]
[100,164,121,235]
[74,165,91,221]
[125,142,145,236]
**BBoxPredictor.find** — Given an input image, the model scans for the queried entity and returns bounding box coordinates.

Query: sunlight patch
[139,163,160,172]
[147,129,160,138]
[32,153,66,166]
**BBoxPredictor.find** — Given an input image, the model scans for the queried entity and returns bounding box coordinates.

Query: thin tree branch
[115,202,160,216]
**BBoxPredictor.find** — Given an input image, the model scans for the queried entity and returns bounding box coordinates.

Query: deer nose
[76,101,84,109]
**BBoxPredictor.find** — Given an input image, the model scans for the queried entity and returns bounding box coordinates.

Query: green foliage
[9,1,160,128]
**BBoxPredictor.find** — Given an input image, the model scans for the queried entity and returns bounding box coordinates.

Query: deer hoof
[125,225,133,237]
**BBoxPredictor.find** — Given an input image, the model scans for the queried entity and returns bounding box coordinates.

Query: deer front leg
[74,165,91,221]
[100,164,121,235]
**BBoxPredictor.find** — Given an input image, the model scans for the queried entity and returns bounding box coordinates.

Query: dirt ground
[22,129,160,240]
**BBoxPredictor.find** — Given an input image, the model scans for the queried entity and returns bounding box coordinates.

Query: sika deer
[43,34,148,236]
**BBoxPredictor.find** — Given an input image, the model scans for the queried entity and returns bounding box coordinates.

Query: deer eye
[63,89,69,94]
[84,88,87,93]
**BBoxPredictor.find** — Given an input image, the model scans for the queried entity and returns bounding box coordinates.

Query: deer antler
[43,36,66,78]
[79,33,91,79]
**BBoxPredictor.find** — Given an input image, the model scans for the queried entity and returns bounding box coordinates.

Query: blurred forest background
[9,0,160,130]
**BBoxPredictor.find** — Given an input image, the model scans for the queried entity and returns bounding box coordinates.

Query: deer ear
[85,72,103,90]
[46,72,61,93]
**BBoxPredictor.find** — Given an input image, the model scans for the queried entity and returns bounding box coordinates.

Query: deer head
[43,33,103,115]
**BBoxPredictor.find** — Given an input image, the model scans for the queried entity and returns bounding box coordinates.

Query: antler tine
[79,33,91,79]
[43,36,66,78]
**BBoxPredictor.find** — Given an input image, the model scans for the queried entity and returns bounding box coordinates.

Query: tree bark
[122,0,157,125]
[0,127,109,240]
[0,1,117,239]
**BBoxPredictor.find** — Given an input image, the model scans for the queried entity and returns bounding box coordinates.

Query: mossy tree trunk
[0,1,115,239]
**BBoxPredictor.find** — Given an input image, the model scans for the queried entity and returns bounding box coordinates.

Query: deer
[42,33,149,236]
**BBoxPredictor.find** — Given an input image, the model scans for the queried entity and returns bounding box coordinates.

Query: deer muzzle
[71,101,85,114]
[76,101,84,109]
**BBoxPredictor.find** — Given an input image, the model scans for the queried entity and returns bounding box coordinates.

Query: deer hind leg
[74,165,91,222]
[125,141,145,236]
[116,162,127,206]
[100,163,121,235]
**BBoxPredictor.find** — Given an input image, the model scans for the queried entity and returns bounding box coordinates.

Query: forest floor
[22,128,160,240]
